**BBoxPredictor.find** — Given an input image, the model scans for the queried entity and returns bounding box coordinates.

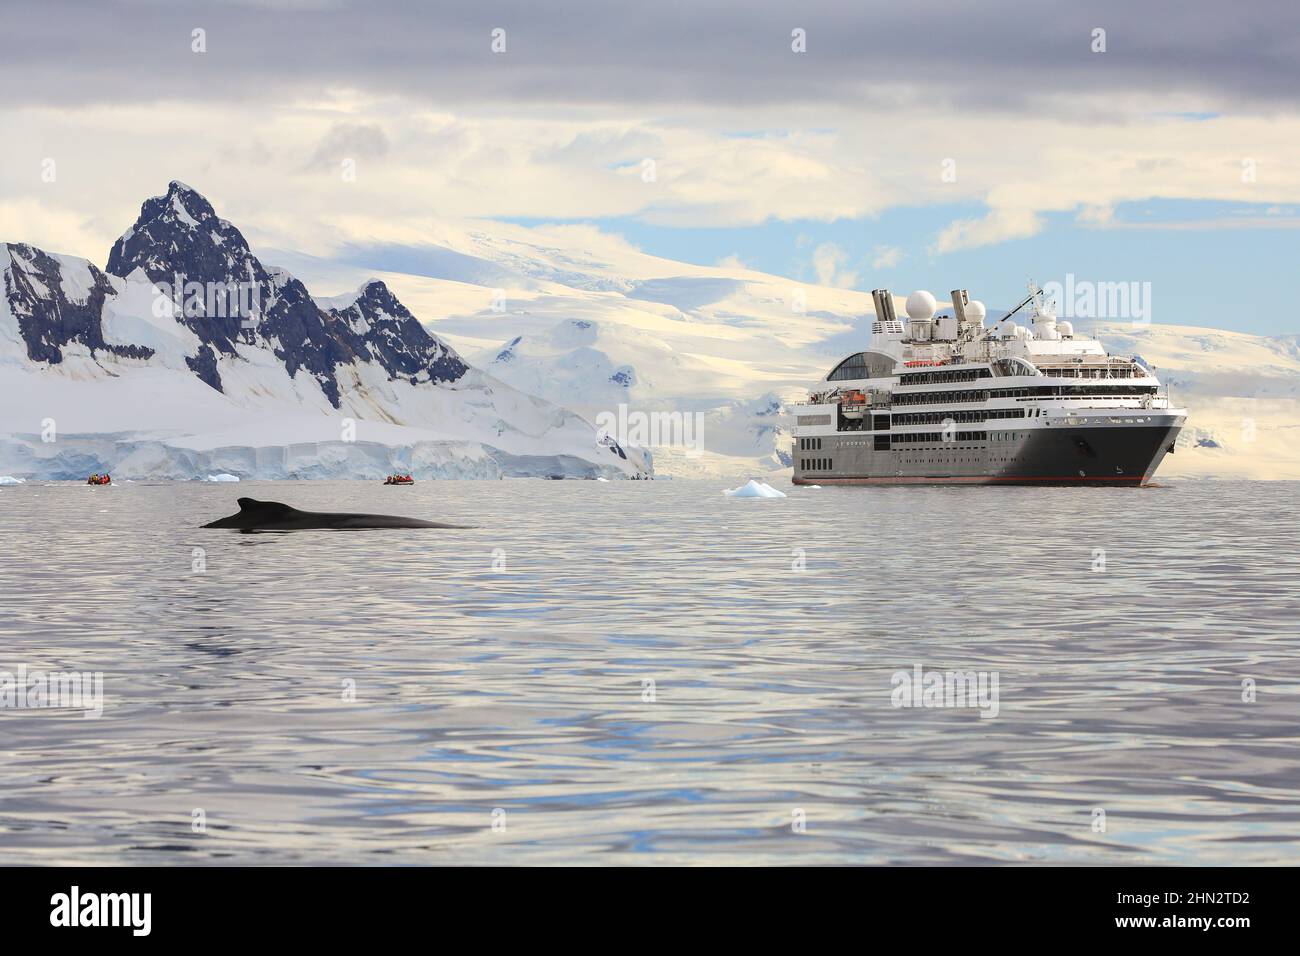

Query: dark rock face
[322,279,467,385]
[2,243,153,364]
[102,181,466,405]
[106,181,354,403]
[494,336,522,364]
[186,344,222,393]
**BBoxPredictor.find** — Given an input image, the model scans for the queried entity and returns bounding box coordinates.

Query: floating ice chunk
[205,473,240,482]
[723,479,786,498]
[0,476,25,484]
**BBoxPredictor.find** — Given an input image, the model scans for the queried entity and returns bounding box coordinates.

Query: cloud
[1076,204,1114,226]
[4,2,1300,114]
[871,245,904,269]
[812,242,857,288]
[6,4,1300,269]
[932,208,1043,255]
[0,199,106,260]
[305,122,390,172]
[9,100,1300,271]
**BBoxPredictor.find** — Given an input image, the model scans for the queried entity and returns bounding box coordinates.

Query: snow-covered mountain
[5,183,1296,481]
[0,183,649,480]
[269,220,1300,479]
[273,223,870,477]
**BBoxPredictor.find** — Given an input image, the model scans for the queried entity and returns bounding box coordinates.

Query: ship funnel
[871,289,898,324]
[950,289,969,326]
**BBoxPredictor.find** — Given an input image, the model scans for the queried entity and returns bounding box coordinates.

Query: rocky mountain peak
[6,182,473,407]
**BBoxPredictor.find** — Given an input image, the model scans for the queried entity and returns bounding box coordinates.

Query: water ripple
[1,479,1298,864]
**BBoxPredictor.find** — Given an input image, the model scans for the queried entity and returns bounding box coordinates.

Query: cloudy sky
[2,0,1299,333]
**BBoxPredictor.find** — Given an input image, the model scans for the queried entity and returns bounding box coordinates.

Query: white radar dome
[905,290,937,320]
[965,299,987,321]
[1057,320,1074,336]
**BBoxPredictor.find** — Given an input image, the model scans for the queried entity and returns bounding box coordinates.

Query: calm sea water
[1,478,1298,865]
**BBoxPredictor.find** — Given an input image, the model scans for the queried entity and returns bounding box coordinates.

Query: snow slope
[269,221,1300,479]
[7,183,1295,480]
[0,185,649,480]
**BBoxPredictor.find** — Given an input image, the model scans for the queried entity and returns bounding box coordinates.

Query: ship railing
[797,387,891,407]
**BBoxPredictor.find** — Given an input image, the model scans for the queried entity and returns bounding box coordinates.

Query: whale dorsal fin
[236,497,295,515]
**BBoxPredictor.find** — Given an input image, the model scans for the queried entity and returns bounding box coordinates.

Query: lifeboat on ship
[837,389,869,419]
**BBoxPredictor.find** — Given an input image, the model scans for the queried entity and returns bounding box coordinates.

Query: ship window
[827,351,896,381]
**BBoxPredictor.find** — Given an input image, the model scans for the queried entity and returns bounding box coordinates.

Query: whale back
[202,497,469,530]
[235,497,292,518]
[202,497,295,528]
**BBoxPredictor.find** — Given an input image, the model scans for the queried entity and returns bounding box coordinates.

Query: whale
[203,497,471,531]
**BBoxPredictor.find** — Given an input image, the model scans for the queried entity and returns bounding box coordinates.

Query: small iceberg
[723,479,786,498]
[0,476,25,485]
[205,473,241,482]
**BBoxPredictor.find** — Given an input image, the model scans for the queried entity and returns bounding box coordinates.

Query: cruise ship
[792,286,1186,486]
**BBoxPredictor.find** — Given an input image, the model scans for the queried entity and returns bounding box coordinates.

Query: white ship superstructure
[793,286,1186,485]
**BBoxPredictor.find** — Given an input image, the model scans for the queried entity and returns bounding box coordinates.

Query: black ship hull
[793,423,1181,487]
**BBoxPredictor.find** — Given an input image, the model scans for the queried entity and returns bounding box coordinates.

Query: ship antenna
[994,286,1041,328]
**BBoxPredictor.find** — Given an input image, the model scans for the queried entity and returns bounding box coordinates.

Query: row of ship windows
[892,385,1157,405]
[801,458,833,471]
[892,408,1028,425]
[892,431,1025,444]
[892,431,988,443]
[898,368,992,386]
[895,389,1012,405]
[897,367,1147,387]
[798,437,825,451]
[805,431,1028,454]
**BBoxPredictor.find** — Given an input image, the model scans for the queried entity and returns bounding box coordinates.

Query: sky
[2,0,1299,334]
